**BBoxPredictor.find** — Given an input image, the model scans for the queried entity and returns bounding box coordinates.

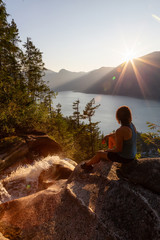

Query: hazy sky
[4,0,160,72]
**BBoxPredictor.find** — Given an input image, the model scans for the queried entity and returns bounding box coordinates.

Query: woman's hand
[102,136,107,144]
[102,132,115,144]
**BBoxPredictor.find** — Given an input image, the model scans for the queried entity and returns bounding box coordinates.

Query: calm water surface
[53,91,160,134]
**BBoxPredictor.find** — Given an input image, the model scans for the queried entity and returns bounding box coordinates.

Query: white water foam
[0,182,11,203]
[0,156,75,203]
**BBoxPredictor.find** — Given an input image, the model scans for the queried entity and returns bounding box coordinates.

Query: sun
[123,49,136,62]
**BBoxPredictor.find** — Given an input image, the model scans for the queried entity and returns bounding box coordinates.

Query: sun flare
[124,50,136,62]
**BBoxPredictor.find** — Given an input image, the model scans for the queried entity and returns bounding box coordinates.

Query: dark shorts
[107,152,135,163]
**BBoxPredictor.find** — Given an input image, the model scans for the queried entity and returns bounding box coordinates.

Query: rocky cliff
[0,137,160,240]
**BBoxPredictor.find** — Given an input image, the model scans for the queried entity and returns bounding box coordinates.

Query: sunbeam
[136,57,160,69]
[113,57,150,99]
[113,62,128,93]
[131,60,148,98]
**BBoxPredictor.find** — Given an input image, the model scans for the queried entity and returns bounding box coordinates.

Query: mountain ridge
[43,51,160,100]
[85,51,160,99]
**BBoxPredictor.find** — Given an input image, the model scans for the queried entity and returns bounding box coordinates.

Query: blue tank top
[118,123,137,159]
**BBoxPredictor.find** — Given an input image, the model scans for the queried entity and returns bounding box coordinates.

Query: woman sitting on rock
[82,105,137,170]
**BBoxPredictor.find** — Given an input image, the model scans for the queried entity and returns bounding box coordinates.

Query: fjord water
[53,91,160,134]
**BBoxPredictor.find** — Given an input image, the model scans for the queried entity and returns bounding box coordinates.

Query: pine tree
[56,103,62,115]
[0,1,24,104]
[7,19,26,104]
[23,37,49,101]
[0,1,19,104]
[0,1,27,135]
[0,1,55,136]
[83,98,100,155]
[72,99,82,128]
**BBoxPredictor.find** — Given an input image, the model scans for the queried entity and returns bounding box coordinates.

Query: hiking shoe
[81,163,93,172]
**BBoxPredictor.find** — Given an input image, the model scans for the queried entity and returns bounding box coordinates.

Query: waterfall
[0,182,11,203]
[0,155,75,204]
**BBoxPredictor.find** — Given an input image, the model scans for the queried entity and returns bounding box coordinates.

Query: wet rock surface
[0,156,76,203]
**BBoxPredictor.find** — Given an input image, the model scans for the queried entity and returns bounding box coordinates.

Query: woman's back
[118,123,137,159]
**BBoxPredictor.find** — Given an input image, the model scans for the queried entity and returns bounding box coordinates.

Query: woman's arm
[106,128,123,153]
[102,132,115,142]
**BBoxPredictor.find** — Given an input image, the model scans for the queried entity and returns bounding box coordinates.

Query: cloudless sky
[4,0,160,72]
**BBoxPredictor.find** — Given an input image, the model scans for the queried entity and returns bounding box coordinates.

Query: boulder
[25,134,62,158]
[0,182,64,240]
[38,157,76,190]
[118,158,160,194]
[0,158,160,240]
[59,160,160,240]
[0,141,28,173]
[0,134,62,175]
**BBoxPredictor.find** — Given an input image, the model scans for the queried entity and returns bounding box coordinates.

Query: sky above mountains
[4,0,160,72]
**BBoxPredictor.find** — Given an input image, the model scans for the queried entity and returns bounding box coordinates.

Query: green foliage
[46,112,76,159]
[0,1,56,137]
[139,122,160,157]
[0,136,23,154]
[146,121,160,131]
[82,98,100,156]
[71,99,82,127]
[135,153,141,159]
[22,37,49,101]
[142,122,160,148]
[43,98,102,162]
[65,99,101,161]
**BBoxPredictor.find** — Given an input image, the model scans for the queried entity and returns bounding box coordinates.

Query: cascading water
[0,155,75,204]
[0,182,11,203]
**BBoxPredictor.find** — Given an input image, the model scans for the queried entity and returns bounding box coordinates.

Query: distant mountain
[55,67,114,92]
[85,51,160,100]
[43,51,160,100]
[43,69,86,90]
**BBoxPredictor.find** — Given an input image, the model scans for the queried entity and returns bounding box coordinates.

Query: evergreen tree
[0,1,55,136]
[23,37,49,101]
[56,103,62,115]
[0,1,27,135]
[71,99,82,128]
[0,2,22,105]
[83,98,100,155]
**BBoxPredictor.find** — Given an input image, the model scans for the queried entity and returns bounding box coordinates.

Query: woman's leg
[86,150,111,166]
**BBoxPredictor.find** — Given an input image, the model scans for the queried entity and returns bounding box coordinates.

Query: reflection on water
[53,91,160,134]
